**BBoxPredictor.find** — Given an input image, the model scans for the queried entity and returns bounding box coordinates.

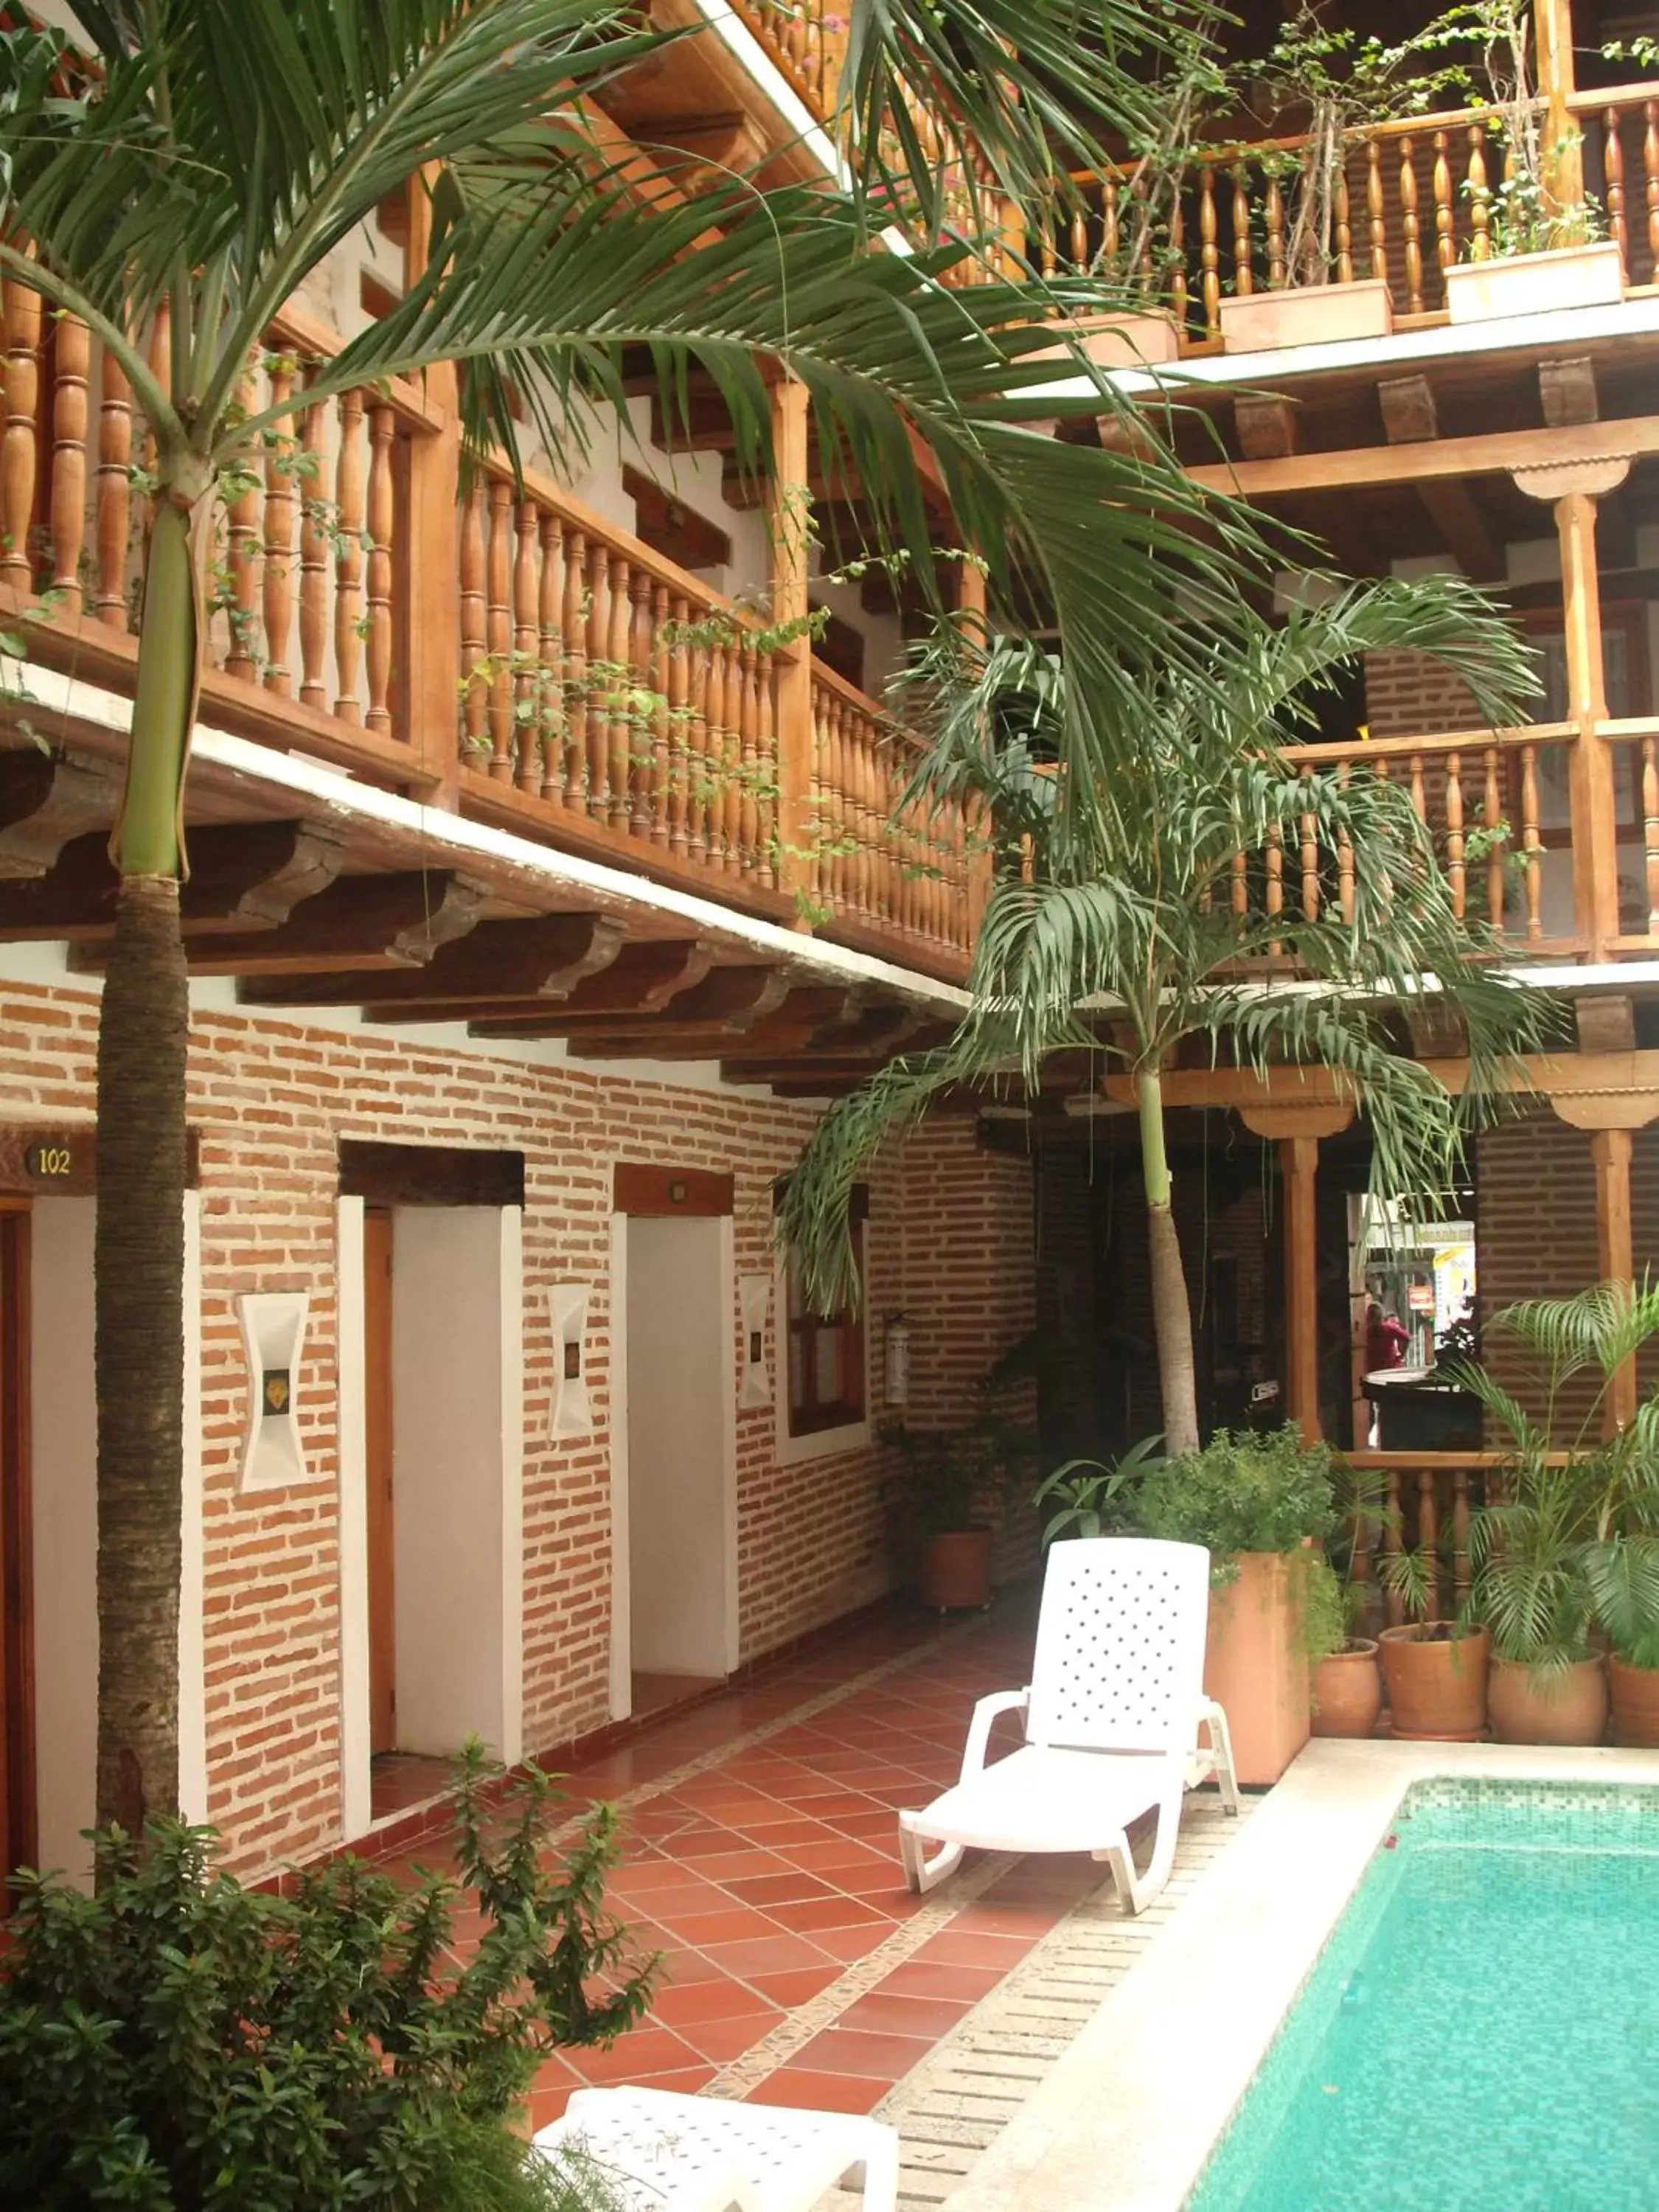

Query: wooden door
[364,1206,397,1756]
[0,1206,34,1882]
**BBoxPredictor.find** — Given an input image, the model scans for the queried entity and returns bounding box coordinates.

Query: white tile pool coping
[941,1739,1659,2212]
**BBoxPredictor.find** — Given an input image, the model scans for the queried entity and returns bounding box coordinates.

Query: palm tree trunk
[95,495,196,1841]
[1137,1065,1200,1456]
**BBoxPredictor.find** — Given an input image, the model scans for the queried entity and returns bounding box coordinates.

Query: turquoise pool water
[1189,1780,1659,2212]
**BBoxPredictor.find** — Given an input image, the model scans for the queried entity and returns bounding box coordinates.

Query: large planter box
[1033,311,1181,375]
[1444,241,1624,324]
[1218,278,1391,355]
[1203,1550,1310,1786]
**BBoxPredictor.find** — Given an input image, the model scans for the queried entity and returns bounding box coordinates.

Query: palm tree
[779,580,1560,1454]
[0,0,1264,1836]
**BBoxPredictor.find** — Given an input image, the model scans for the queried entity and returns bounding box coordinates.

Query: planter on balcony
[1039,310,1182,368]
[1443,241,1624,324]
[1218,278,1392,355]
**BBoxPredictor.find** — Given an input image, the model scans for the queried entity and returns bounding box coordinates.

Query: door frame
[0,1202,34,1879]
[608,1201,739,1723]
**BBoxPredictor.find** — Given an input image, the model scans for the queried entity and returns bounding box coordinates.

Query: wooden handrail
[1284,720,1577,767]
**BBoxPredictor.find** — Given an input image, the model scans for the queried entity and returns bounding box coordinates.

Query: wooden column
[958,553,994,940]
[769,377,813,923]
[1512,462,1629,959]
[1240,1101,1354,1443]
[1551,1085,1659,1430]
[402,167,462,805]
[1533,0,1583,215]
[1592,1126,1636,1430]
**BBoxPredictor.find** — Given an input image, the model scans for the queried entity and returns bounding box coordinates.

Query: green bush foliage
[0,1746,655,2211]
[1130,1426,1338,1578]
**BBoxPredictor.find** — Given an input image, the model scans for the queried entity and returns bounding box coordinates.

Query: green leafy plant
[0,1745,654,2211]
[1129,1425,1339,1582]
[1032,1432,1166,1543]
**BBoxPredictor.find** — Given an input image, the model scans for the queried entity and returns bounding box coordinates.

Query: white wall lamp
[883,1312,911,1408]
[739,1273,771,1410]
[550,1283,593,1439]
[237,1290,310,1492]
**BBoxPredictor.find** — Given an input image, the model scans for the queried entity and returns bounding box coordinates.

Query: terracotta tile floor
[377,1596,1129,2131]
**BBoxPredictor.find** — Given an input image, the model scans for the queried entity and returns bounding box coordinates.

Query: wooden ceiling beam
[239,912,622,1011]
[1186,413,1659,498]
[463,939,716,1033]
[1540,356,1599,428]
[74,871,491,977]
[0,820,347,942]
[0,748,121,880]
[562,964,791,1051]
[1377,373,1439,445]
[1417,479,1504,582]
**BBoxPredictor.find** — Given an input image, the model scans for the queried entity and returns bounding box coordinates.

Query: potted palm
[1456,1283,1659,1745]
[881,1398,1032,1611]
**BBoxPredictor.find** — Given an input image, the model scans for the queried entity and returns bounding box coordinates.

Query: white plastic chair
[533,2085,900,2212]
[897,1538,1239,1913]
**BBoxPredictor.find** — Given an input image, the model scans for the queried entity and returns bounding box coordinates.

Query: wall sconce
[237,1291,310,1492]
[739,1274,771,1409]
[550,1284,592,1439]
[883,1313,911,1408]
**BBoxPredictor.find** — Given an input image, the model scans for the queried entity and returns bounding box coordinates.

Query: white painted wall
[625,1214,731,1679]
[389,1206,524,1761]
[29,1197,96,1881]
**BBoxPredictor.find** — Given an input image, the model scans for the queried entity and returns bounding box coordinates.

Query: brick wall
[1363,653,1486,740]
[0,972,1031,1875]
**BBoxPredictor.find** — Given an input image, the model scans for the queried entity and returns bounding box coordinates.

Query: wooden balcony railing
[1346,1450,1490,1625]
[1037,80,1659,352]
[0,287,975,981]
[728,0,847,119]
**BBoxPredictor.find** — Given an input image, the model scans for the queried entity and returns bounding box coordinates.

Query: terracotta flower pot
[918,1528,993,1611]
[1379,1622,1490,1739]
[1610,1655,1659,1748]
[1488,1655,1608,1746]
[1311,1640,1383,1739]
[1203,1552,1310,1786]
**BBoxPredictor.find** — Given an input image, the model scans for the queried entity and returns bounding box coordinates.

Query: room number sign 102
[24,1141,74,1180]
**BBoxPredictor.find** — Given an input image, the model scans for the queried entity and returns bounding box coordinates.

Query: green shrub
[1130,1425,1338,1579]
[0,1745,655,2211]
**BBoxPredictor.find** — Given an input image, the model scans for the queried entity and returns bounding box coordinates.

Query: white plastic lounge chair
[532,2085,900,2212]
[897,1537,1239,1912]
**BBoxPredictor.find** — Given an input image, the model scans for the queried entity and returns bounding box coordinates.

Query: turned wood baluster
[224,371,261,681]
[1102,175,1121,270]
[1070,204,1090,274]
[607,552,632,831]
[1418,1470,1441,1618]
[49,313,89,615]
[686,630,711,861]
[1301,771,1319,921]
[828,699,849,912]
[0,277,41,589]
[628,566,655,836]
[297,389,331,708]
[1644,102,1659,284]
[333,391,366,724]
[538,514,565,801]
[757,652,778,887]
[1605,108,1628,285]
[483,479,513,776]
[667,593,689,855]
[512,501,540,790]
[859,722,880,918]
[807,686,827,906]
[261,360,295,693]
[701,638,727,867]
[583,541,609,817]
[1265,174,1287,290]
[1231,164,1253,296]
[1446,748,1465,919]
[1199,168,1221,337]
[1366,139,1387,285]
[1644,736,1659,936]
[93,352,132,629]
[1433,130,1455,291]
[459,481,486,765]
[1409,751,1427,830]
[1399,136,1424,314]
[364,406,396,734]
[1521,742,1543,940]
[1452,1471,1472,1610]
[739,640,761,874]
[562,528,587,810]
[1338,764,1356,926]
[1265,822,1284,955]
[1169,193,1189,328]
[722,634,745,871]
[1335,163,1354,286]
[1383,1467,1405,1627]
[650,582,671,845]
[1484,745,1506,932]
[1467,124,1492,261]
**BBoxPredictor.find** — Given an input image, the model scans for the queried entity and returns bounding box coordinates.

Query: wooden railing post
[1591,1122,1638,1431]
[769,375,813,924]
[1534,0,1584,215]
[402,169,462,804]
[958,553,993,943]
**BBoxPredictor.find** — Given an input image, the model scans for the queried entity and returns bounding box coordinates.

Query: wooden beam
[1540,356,1599,428]
[1110,1051,1659,1113]
[0,749,120,880]
[0,821,348,940]
[1377,374,1439,445]
[74,872,489,977]
[1576,993,1636,1054]
[1186,414,1659,499]
[464,939,715,1033]
[1417,480,1504,582]
[563,965,791,1051]
[1234,397,1300,461]
[238,913,622,1010]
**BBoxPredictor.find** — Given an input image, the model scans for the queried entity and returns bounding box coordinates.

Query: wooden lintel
[1377,374,1439,445]
[1512,456,1632,501]
[1417,480,1503,582]
[1234,397,1300,462]
[463,939,716,1033]
[1112,1050,1659,1123]
[1540,356,1599,428]
[562,966,791,1049]
[0,749,121,880]
[240,913,622,1010]
[86,872,492,977]
[1186,414,1659,499]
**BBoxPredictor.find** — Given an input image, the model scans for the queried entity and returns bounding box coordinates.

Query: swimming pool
[1188,1778,1659,2211]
